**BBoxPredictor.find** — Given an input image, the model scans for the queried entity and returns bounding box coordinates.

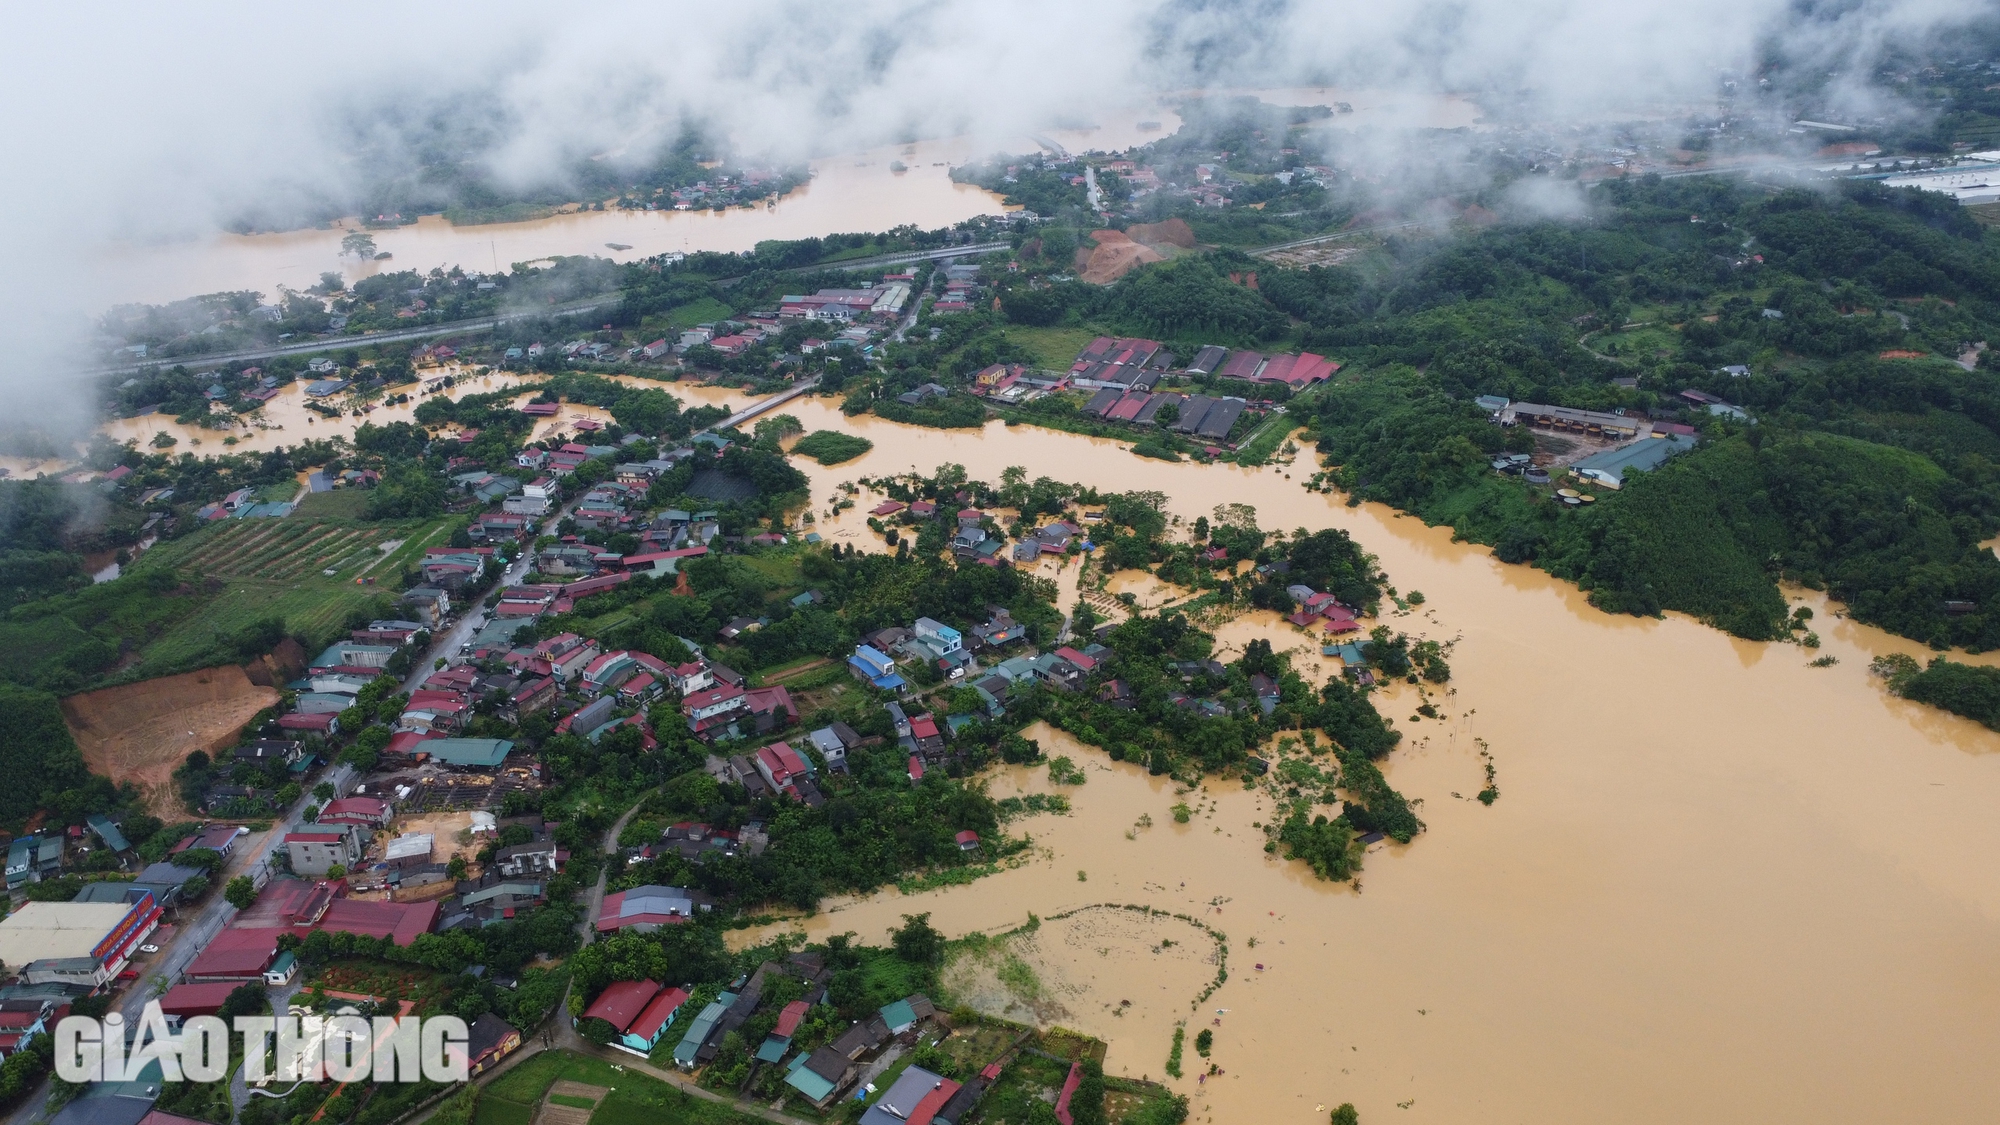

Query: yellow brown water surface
[715,394,2000,1124]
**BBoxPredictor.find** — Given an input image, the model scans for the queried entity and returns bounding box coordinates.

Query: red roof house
[582,979,661,1032]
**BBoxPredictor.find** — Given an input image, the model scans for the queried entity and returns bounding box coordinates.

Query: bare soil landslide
[1126,218,1197,250]
[62,666,278,818]
[1077,230,1165,285]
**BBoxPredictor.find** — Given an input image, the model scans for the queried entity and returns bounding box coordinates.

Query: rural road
[399,368,831,695]
[710,241,1009,290]
[93,237,1011,376]
[417,796,821,1125]
[6,765,353,1125]
[89,294,625,378]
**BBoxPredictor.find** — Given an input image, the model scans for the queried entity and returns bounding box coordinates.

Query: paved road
[577,798,647,948]
[400,552,535,695]
[6,766,353,1125]
[712,242,1010,289]
[398,470,611,696]
[713,379,820,432]
[89,295,624,378]
[1247,219,1443,257]
[520,792,820,1125]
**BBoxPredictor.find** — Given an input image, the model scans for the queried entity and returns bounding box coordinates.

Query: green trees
[792,431,874,465]
[1331,1105,1360,1125]
[892,913,945,967]
[1068,1058,1107,1125]
[1284,177,2000,657]
[224,875,256,910]
[1875,653,2000,730]
[365,462,446,520]
[0,685,95,823]
[1277,810,1360,879]
[609,388,683,436]
[1105,256,1286,343]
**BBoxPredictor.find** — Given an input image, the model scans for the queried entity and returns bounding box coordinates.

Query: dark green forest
[1282,178,2000,649]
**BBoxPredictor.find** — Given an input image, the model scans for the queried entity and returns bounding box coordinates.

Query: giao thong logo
[56,1002,470,1084]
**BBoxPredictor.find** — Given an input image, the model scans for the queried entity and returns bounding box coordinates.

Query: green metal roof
[87,815,131,853]
[672,996,732,1066]
[784,1056,837,1102]
[420,739,515,767]
[879,999,917,1032]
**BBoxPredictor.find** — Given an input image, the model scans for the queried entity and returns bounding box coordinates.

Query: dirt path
[761,658,832,684]
[61,666,278,819]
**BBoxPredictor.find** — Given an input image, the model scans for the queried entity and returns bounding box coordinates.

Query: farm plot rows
[178,521,394,581]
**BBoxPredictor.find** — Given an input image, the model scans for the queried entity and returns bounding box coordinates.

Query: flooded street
[93,368,550,456]
[715,396,2000,1124]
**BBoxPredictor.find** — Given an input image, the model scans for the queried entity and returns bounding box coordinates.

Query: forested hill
[1279,177,2000,650]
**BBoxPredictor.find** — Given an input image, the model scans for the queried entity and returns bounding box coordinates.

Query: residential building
[618,987,690,1056]
[170,825,244,857]
[848,645,907,691]
[912,617,963,656]
[596,885,712,932]
[859,1065,959,1125]
[285,826,364,877]
[672,994,735,1069]
[494,838,559,877]
[467,1013,522,1075]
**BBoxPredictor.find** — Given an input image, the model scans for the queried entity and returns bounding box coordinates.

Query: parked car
[138,943,160,954]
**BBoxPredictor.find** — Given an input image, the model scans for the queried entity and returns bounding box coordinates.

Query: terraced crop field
[116,513,463,680]
[179,520,406,582]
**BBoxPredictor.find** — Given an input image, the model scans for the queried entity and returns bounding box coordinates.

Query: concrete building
[285,827,363,877]
[0,897,161,989]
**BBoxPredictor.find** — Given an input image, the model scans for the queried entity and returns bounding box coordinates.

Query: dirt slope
[1077,230,1165,285]
[62,666,278,818]
[1127,217,1197,249]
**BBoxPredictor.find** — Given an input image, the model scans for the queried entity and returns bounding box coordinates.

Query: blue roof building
[671,993,735,1069]
[1570,434,1696,489]
[849,645,907,691]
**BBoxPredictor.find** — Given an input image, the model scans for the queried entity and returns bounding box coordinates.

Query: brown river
[92,121,1163,308]
[88,87,1479,307]
[667,388,2000,1125]
[68,105,2000,1110]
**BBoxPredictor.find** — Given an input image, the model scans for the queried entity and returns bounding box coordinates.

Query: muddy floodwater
[91,116,1179,308]
[91,368,548,458]
[86,86,1474,307]
[706,395,2000,1124]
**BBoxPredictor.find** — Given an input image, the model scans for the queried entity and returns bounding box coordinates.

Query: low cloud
[0,0,1985,448]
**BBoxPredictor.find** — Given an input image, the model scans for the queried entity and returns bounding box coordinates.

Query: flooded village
[20,371,2000,1123]
[13,63,2000,1125]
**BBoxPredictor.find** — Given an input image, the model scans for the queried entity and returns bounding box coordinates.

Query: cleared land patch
[61,665,278,818]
